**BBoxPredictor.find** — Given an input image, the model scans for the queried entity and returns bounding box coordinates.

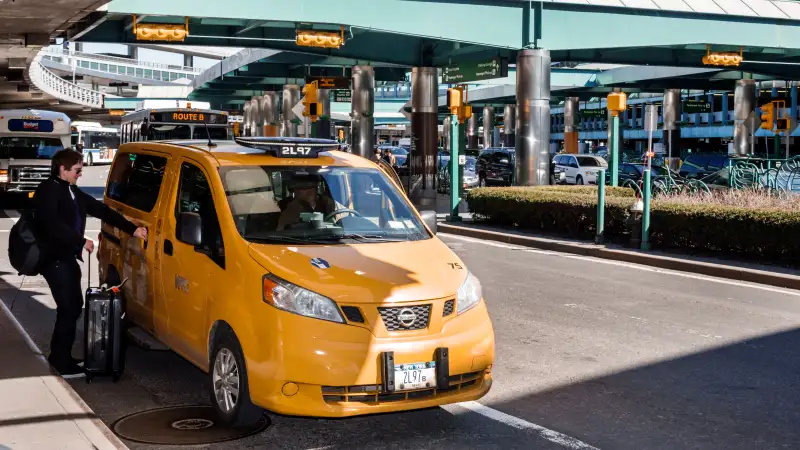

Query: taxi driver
[276,174,336,230]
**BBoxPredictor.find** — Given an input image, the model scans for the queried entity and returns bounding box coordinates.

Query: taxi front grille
[442,299,455,317]
[378,304,431,331]
[322,371,483,405]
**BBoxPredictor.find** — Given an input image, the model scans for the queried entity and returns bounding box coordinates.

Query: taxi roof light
[235,137,340,158]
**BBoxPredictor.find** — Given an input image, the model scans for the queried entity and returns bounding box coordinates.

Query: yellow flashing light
[702,45,743,67]
[133,15,189,42]
[296,26,345,49]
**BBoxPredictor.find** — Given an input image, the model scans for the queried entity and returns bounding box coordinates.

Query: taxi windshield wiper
[318,233,408,243]
[246,235,333,245]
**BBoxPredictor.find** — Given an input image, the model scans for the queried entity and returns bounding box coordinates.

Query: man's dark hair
[51,149,83,177]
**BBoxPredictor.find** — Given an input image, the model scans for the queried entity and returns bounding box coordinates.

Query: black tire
[209,330,263,428]
[576,175,584,185]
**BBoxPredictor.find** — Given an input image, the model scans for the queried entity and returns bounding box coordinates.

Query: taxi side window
[175,162,225,268]
[106,152,167,212]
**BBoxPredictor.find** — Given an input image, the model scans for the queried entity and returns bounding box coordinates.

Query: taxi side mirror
[420,210,437,235]
[178,212,202,246]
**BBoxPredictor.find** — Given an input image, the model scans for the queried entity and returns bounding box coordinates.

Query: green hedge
[466,186,800,265]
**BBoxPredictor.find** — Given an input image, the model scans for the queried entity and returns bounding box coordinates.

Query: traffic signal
[302,81,321,122]
[447,86,472,124]
[337,128,344,142]
[760,103,775,130]
[777,118,789,131]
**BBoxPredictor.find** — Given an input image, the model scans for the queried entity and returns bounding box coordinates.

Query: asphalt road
[1,165,800,449]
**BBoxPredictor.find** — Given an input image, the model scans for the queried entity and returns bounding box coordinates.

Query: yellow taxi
[97,136,495,426]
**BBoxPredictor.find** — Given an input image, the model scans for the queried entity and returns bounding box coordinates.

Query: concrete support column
[482,106,494,148]
[734,79,756,156]
[503,105,516,148]
[316,89,332,139]
[563,97,579,154]
[261,92,280,136]
[663,88,682,168]
[351,65,375,158]
[467,114,479,149]
[516,48,551,186]
[282,85,301,137]
[183,54,194,68]
[410,67,438,204]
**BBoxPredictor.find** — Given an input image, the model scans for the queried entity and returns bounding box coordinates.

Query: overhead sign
[683,100,711,114]
[305,76,349,89]
[442,57,508,83]
[580,109,607,119]
[332,89,351,103]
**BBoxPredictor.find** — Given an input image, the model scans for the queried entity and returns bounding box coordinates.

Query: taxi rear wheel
[209,331,263,428]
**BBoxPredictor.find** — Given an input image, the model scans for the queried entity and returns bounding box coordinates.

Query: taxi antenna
[203,116,217,148]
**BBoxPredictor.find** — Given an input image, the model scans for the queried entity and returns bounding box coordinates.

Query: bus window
[0,136,64,159]
[192,126,228,140]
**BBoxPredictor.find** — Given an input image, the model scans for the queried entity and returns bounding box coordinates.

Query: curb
[438,223,800,291]
[0,299,129,450]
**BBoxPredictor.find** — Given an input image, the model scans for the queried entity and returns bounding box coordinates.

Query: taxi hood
[248,238,466,304]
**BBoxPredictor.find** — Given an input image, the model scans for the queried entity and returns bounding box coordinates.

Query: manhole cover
[112,405,269,445]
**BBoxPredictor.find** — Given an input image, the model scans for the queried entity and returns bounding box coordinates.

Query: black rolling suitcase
[83,256,127,382]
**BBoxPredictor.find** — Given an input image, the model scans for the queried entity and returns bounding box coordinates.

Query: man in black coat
[34,149,147,376]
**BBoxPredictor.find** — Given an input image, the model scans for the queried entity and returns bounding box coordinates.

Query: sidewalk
[438,220,800,291]
[0,300,127,450]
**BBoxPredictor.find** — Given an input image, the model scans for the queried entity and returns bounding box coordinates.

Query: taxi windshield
[219,165,430,244]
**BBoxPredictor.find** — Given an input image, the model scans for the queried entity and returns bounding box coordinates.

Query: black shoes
[48,355,85,377]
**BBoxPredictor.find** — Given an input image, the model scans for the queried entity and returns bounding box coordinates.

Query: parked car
[552,154,607,185]
[679,154,730,179]
[476,147,515,187]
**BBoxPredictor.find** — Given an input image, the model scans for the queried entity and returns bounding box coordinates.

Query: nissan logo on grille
[397,308,417,328]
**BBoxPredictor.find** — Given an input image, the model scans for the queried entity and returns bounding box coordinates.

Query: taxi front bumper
[245,301,495,418]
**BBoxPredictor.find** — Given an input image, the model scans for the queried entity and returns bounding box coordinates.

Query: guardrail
[29,53,111,109]
[43,47,203,74]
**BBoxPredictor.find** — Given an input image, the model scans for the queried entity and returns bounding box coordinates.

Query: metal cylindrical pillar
[663,89,682,168]
[242,101,252,137]
[607,107,624,161]
[351,65,375,158]
[410,67,438,204]
[734,79,756,156]
[515,48,551,186]
[443,116,451,153]
[483,106,494,148]
[250,97,263,136]
[183,54,194,68]
[317,88,332,139]
[260,92,279,136]
[563,97,579,154]
[503,105,516,147]
[467,113,479,149]
[282,85,301,137]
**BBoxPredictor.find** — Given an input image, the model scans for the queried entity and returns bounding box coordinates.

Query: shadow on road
[488,327,800,450]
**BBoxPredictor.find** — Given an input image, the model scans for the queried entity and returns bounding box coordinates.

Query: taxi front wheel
[209,331,264,427]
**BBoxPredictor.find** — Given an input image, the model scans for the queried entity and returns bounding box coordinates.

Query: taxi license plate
[394,362,436,391]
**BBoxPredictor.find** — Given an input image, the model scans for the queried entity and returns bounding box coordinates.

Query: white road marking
[441,233,800,298]
[444,401,600,449]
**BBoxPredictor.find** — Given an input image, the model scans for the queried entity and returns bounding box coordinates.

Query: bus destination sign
[150,111,228,124]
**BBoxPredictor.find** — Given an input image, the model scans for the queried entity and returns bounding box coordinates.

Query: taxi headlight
[456,271,482,315]
[262,274,344,323]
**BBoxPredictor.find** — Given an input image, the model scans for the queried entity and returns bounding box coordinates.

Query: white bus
[71,121,119,165]
[0,109,71,194]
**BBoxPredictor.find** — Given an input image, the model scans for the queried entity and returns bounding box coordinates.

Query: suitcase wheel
[86,373,93,383]
[112,372,122,383]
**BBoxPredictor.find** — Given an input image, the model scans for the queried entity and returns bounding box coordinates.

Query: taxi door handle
[164,239,173,256]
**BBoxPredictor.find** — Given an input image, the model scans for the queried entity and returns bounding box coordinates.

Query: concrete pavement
[1,165,799,449]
